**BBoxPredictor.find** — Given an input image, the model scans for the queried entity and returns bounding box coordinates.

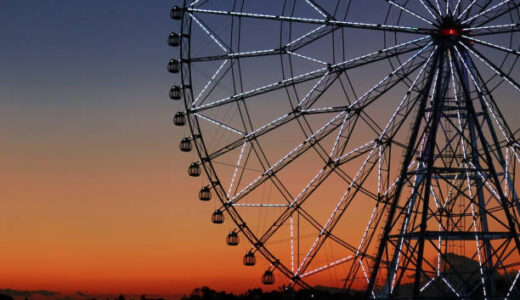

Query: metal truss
[169,0,520,298]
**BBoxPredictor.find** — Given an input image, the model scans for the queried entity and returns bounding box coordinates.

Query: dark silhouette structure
[168,1,520,298]
[181,286,363,300]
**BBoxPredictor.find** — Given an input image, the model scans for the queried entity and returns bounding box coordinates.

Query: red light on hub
[440,28,461,37]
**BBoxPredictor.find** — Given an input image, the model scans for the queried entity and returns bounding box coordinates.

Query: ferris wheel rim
[173,0,520,294]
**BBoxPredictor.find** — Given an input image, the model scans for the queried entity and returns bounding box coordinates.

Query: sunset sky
[0,0,262,296]
[2,1,520,298]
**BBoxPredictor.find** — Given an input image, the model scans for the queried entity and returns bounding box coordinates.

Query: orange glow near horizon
[2,1,520,298]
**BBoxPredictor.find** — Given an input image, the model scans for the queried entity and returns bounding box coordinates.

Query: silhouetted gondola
[167,59,180,73]
[179,138,192,152]
[188,163,201,177]
[168,33,181,47]
[211,210,224,224]
[170,6,183,20]
[173,112,186,126]
[226,231,239,246]
[199,186,211,201]
[243,251,256,266]
[169,85,182,100]
[262,270,274,285]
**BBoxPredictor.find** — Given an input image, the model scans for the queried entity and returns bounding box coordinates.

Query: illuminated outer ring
[177,0,311,288]
[174,0,520,295]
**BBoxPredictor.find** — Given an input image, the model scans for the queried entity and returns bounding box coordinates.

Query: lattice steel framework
[168,0,520,298]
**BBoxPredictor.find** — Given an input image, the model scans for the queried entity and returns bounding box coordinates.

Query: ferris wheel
[168,0,520,298]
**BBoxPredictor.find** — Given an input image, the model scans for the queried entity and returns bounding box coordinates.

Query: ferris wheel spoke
[284,22,354,55]
[456,46,520,211]
[192,59,230,106]
[453,46,514,145]
[432,0,444,17]
[185,7,432,35]
[327,111,355,161]
[377,48,437,140]
[194,113,245,135]
[305,43,433,116]
[324,45,435,162]
[188,12,229,52]
[286,50,328,66]
[333,51,436,168]
[511,144,520,168]
[332,46,436,179]
[205,112,300,161]
[444,0,452,16]
[473,2,520,27]
[227,112,348,204]
[304,0,330,19]
[352,161,421,281]
[437,0,446,16]
[464,23,520,36]
[245,178,358,255]
[449,50,472,159]
[226,141,248,197]
[453,0,462,15]
[453,45,520,188]
[188,49,283,62]
[200,74,342,165]
[254,144,384,255]
[326,166,428,279]
[189,0,200,6]
[457,0,479,19]
[386,0,435,25]
[285,24,328,51]
[256,141,378,249]
[189,70,326,113]
[462,0,513,25]
[366,47,447,295]
[470,0,497,20]
[297,71,338,109]
[188,0,208,8]
[453,48,520,231]
[180,23,338,63]
[297,207,359,252]
[384,161,420,200]
[355,204,381,258]
[462,35,520,58]
[300,255,354,278]
[190,36,431,113]
[460,41,520,100]
[232,203,288,208]
[295,146,380,276]
[420,0,441,20]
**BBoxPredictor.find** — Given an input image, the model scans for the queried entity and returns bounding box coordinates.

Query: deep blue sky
[0,0,171,102]
[1,1,519,296]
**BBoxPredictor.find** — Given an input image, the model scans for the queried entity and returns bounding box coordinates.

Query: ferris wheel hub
[434,17,463,47]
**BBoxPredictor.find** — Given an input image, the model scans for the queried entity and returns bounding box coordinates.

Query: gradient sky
[2,0,520,298]
[0,0,262,296]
